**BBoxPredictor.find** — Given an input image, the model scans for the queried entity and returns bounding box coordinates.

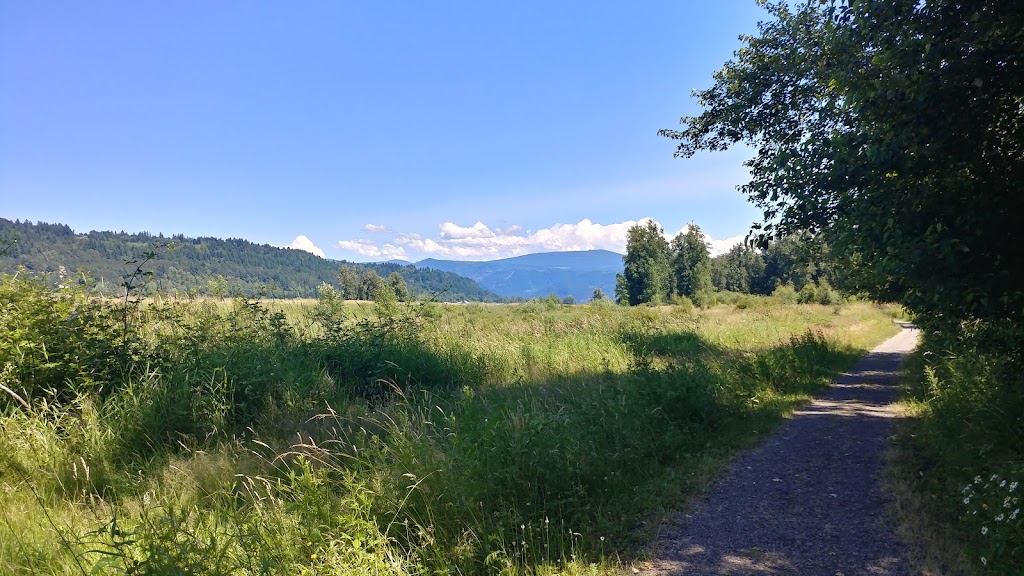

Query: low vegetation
[0,270,899,575]
[891,322,1024,574]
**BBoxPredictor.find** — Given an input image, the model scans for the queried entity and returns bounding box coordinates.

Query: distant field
[0,280,900,575]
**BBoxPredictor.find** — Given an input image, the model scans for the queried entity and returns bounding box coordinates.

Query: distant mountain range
[1,217,625,302]
[411,250,623,302]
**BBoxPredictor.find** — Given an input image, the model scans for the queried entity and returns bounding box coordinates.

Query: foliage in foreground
[896,322,1024,574]
[0,272,899,574]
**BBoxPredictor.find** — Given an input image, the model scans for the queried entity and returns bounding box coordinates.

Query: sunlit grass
[0,280,900,575]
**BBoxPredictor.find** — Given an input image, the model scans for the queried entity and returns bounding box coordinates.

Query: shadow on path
[641,323,920,576]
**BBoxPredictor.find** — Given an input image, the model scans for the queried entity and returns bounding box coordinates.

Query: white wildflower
[975,475,983,484]
[1011,509,1020,520]
[1011,481,1019,492]
[964,497,971,504]
[982,526,988,535]
[995,514,1005,522]
[1000,480,1007,487]
[981,556,987,566]
[991,474,999,481]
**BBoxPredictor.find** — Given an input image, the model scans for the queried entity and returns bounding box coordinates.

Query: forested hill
[0,218,502,301]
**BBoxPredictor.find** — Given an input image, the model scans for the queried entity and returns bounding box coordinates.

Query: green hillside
[0,218,502,301]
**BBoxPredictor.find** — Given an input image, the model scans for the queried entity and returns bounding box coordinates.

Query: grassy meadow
[0,273,902,575]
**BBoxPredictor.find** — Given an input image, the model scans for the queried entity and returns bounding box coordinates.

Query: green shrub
[771,283,799,304]
[691,289,714,308]
[0,271,136,405]
[814,280,840,305]
[668,293,695,313]
[708,290,743,306]
[797,283,817,304]
[900,321,1024,573]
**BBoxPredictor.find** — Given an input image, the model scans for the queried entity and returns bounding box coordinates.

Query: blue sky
[1,1,767,261]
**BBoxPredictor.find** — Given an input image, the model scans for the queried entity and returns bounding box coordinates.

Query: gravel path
[640,322,919,576]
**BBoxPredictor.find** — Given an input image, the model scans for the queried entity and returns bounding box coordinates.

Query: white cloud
[528,218,646,253]
[439,221,495,240]
[363,224,391,234]
[395,231,422,241]
[495,225,522,236]
[286,235,326,258]
[706,234,746,256]
[337,239,408,260]
[336,219,746,261]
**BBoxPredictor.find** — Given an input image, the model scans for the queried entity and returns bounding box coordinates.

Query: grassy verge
[1,275,900,575]
[889,322,1024,575]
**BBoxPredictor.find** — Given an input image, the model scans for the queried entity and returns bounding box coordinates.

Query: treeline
[615,221,836,306]
[0,218,502,301]
[335,265,410,301]
[710,236,837,302]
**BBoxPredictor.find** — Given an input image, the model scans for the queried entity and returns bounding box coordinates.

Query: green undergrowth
[0,272,899,575]
[892,321,1024,574]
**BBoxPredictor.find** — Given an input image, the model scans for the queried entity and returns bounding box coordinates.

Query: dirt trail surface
[640,323,919,576]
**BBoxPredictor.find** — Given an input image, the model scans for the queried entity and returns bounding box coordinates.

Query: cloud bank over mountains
[336,219,745,262]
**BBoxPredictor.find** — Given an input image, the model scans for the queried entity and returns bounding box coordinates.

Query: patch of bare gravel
[640,323,920,576]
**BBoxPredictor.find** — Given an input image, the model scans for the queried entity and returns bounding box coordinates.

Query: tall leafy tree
[387,271,410,302]
[337,265,360,300]
[712,243,766,294]
[358,270,384,301]
[671,225,713,299]
[661,1,1024,325]
[619,221,672,305]
[761,236,816,293]
[614,273,629,305]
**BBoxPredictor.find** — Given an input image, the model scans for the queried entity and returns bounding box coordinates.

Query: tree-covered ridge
[0,218,503,301]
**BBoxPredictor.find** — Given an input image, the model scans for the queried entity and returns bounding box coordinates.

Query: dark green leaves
[665,0,1024,325]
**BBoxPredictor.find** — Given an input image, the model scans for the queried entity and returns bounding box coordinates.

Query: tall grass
[0,274,900,575]
[892,320,1024,574]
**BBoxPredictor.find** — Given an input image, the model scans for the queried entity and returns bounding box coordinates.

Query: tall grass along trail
[0,278,903,574]
[641,322,919,575]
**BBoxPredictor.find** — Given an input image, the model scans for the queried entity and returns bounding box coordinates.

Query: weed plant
[0,270,900,575]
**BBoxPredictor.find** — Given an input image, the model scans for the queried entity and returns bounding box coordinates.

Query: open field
[1,276,901,574]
